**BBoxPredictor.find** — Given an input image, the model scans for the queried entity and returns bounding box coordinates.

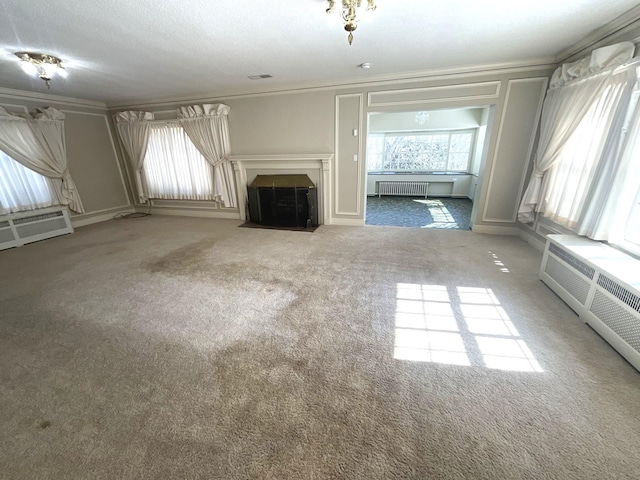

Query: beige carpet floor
[1,216,639,479]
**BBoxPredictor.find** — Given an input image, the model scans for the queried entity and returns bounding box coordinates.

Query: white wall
[369,108,483,132]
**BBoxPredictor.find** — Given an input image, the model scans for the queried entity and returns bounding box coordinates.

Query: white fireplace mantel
[229,154,334,225]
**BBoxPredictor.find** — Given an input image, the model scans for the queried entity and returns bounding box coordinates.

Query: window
[618,91,640,252]
[626,196,640,247]
[533,60,640,257]
[143,123,215,200]
[540,82,626,229]
[367,130,474,172]
[0,150,56,214]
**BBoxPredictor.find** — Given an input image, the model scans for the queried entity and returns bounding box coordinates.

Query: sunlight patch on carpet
[489,250,511,273]
[393,284,542,372]
[413,199,459,229]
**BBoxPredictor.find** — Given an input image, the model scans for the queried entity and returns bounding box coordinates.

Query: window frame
[367,128,476,174]
[142,121,216,201]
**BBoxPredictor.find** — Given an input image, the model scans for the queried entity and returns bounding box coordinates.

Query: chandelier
[326,0,376,45]
[415,111,430,125]
[14,52,66,89]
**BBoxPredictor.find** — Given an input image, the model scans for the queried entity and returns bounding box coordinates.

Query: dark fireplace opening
[247,174,318,228]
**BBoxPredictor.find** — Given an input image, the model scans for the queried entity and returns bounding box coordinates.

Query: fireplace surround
[229,154,333,225]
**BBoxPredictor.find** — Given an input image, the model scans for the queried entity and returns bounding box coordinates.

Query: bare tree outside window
[367,130,474,172]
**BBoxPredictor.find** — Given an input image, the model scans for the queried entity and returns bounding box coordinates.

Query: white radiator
[540,235,640,371]
[0,206,73,251]
[377,181,429,198]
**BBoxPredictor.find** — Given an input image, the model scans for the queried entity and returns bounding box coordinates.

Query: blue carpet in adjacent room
[365,196,473,229]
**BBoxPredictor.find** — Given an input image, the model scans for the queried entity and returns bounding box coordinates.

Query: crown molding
[0,86,107,110]
[555,5,640,62]
[106,58,557,110]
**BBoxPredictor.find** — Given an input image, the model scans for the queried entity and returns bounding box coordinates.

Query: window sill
[609,240,640,262]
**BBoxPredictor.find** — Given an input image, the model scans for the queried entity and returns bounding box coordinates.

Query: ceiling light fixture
[14,52,66,89]
[326,0,376,45]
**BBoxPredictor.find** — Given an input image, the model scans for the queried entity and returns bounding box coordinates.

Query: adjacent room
[364,108,488,229]
[1,1,640,478]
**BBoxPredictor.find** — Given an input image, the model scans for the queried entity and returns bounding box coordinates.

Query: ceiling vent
[248,74,273,80]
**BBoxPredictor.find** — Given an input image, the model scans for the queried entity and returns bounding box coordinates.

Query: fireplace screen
[247,175,318,228]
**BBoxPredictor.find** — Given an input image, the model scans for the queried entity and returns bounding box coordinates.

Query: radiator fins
[376,181,429,197]
[597,275,640,314]
[548,243,595,279]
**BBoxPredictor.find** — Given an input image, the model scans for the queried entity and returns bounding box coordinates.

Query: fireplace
[247,174,318,228]
[229,154,333,225]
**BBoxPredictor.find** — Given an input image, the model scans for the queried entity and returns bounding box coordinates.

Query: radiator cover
[0,206,73,251]
[540,235,640,372]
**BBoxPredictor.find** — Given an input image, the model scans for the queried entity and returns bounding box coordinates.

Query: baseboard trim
[471,224,520,235]
[145,206,241,219]
[329,217,365,226]
[71,205,132,227]
[518,227,546,252]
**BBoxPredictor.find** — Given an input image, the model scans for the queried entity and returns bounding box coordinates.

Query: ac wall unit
[540,235,640,372]
[0,206,73,251]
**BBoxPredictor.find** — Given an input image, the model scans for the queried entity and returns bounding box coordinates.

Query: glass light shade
[20,61,38,75]
[41,62,59,79]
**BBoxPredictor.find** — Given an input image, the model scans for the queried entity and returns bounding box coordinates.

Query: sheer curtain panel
[574,67,640,239]
[115,111,154,202]
[177,104,237,208]
[143,123,216,200]
[517,42,635,223]
[540,68,634,229]
[0,150,56,214]
[580,78,640,245]
[0,106,84,213]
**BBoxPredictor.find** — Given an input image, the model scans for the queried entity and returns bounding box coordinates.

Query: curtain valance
[114,111,155,123]
[550,42,635,88]
[0,106,84,213]
[177,104,230,118]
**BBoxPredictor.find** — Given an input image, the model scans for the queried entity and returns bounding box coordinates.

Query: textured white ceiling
[0,0,638,106]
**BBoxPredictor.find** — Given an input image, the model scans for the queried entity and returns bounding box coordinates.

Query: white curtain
[143,123,216,200]
[539,68,634,229]
[575,68,639,239]
[625,187,640,246]
[177,104,237,208]
[0,150,57,214]
[576,76,640,243]
[366,133,385,171]
[115,111,154,202]
[518,42,635,223]
[0,106,84,213]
